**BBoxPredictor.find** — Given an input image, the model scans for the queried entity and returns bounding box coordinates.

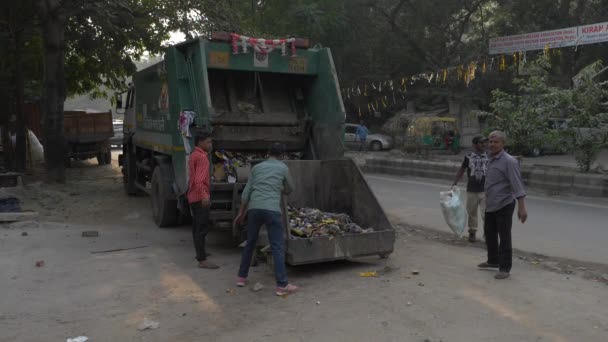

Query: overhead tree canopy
[5,0,608,179]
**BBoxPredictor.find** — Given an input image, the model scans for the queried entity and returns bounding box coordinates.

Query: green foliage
[567,61,608,172]
[487,55,608,171]
[486,56,567,155]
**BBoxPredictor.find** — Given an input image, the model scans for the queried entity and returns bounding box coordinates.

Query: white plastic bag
[27,130,44,163]
[439,187,468,237]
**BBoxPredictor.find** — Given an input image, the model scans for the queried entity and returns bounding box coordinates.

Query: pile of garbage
[211,150,302,183]
[288,206,374,238]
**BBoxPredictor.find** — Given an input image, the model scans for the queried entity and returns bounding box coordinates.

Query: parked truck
[64,110,113,166]
[118,33,394,264]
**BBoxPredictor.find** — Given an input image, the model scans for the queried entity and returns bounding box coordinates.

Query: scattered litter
[21,232,28,236]
[531,261,539,265]
[251,282,265,292]
[418,282,425,287]
[226,288,236,295]
[289,206,374,238]
[412,270,420,275]
[81,231,99,238]
[90,245,148,254]
[377,265,399,275]
[406,301,413,306]
[138,318,159,331]
[35,260,45,267]
[66,336,88,342]
[359,271,378,277]
[316,301,321,305]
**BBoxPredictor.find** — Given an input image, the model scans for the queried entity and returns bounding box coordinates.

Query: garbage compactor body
[118,33,395,262]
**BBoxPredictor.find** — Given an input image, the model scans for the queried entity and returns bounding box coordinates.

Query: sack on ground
[439,187,468,237]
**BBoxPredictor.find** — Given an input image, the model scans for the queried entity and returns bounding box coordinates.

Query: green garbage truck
[118,33,394,264]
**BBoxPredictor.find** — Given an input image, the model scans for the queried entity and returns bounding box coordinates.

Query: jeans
[484,201,515,272]
[238,209,288,287]
[358,139,367,152]
[191,202,210,262]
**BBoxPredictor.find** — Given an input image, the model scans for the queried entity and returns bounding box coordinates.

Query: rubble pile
[211,150,302,183]
[288,206,374,238]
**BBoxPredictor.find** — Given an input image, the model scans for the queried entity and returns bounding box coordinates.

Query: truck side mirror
[115,93,123,109]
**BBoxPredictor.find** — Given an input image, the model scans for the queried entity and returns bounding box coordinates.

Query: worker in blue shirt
[356,121,369,152]
[234,143,298,296]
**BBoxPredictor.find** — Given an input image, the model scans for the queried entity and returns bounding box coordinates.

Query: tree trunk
[14,29,27,173]
[40,2,67,183]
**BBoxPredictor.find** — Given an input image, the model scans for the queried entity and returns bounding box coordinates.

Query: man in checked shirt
[478,131,528,279]
[188,131,219,269]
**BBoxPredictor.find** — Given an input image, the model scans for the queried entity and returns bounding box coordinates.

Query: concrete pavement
[366,173,608,265]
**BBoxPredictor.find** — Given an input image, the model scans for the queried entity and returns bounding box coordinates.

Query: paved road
[366,173,608,265]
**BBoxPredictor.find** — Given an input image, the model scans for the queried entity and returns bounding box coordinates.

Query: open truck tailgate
[282,159,395,265]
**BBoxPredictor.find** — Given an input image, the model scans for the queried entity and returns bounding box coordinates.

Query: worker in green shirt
[234,143,298,296]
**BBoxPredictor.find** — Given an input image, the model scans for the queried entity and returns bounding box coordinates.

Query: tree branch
[365,0,442,69]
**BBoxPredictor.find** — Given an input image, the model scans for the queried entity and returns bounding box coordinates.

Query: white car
[344,123,393,151]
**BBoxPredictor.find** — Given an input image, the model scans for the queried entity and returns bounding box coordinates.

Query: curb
[360,156,608,198]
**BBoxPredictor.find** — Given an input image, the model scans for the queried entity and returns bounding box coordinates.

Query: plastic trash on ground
[439,187,468,237]
[67,337,88,342]
[138,318,160,331]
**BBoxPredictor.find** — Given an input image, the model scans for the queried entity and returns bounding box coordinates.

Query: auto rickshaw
[405,116,460,152]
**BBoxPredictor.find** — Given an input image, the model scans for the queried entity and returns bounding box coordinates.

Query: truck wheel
[97,153,107,165]
[370,141,382,151]
[151,167,178,227]
[123,145,138,195]
[105,151,112,165]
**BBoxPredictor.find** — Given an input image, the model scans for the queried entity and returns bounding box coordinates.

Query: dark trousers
[238,209,288,287]
[191,202,210,262]
[358,139,367,151]
[484,201,516,272]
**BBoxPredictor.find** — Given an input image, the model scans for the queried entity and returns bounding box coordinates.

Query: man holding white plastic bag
[452,136,489,243]
[479,131,528,280]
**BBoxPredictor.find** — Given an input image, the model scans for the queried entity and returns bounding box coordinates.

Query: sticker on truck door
[288,57,307,73]
[209,51,230,68]
[254,52,269,68]
[158,81,169,111]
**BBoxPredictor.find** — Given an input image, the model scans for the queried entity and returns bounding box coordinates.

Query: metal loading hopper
[282,159,395,265]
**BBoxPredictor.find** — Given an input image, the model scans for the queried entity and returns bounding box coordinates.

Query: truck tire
[151,167,178,227]
[123,144,138,195]
[97,153,107,165]
[105,151,112,165]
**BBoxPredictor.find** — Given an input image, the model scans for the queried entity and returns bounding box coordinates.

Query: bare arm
[453,166,466,187]
[517,197,527,223]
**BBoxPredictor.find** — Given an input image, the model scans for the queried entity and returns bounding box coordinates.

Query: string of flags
[230,33,297,57]
[341,47,559,117]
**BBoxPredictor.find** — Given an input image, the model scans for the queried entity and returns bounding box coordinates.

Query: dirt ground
[1,152,607,342]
